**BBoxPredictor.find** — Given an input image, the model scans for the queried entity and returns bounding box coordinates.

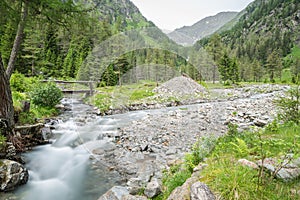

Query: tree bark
[6,0,28,79]
[0,55,14,134]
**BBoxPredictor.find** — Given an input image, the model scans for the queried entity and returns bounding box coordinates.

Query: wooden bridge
[41,80,96,96]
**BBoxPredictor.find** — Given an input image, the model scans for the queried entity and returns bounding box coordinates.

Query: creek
[1,84,285,200]
[11,98,147,200]
[11,98,183,200]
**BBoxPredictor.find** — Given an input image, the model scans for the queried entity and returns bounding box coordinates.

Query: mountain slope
[168,12,238,46]
[221,0,300,61]
[195,0,300,82]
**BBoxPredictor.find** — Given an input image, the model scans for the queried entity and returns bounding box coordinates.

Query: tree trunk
[6,0,28,79]
[0,55,14,135]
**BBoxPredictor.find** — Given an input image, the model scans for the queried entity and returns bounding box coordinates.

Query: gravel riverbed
[90,83,290,198]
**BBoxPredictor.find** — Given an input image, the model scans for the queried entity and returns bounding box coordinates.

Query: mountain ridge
[167,11,238,46]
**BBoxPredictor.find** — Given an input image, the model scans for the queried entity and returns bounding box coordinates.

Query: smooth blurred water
[5,99,194,200]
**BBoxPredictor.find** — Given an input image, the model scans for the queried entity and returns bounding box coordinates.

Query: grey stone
[254,119,268,127]
[122,195,147,200]
[257,158,300,181]
[166,148,177,155]
[238,159,258,169]
[144,178,161,198]
[98,186,129,200]
[190,182,216,200]
[137,161,155,182]
[5,143,16,159]
[167,176,198,200]
[0,159,29,191]
[127,178,143,195]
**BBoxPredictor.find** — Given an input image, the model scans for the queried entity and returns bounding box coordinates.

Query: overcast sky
[130,0,254,31]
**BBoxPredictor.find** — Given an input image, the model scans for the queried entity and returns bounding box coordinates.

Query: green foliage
[0,133,6,151]
[129,90,155,101]
[30,104,59,119]
[19,111,36,125]
[158,169,192,200]
[275,86,300,124]
[230,138,251,158]
[198,0,299,83]
[12,91,28,112]
[200,121,300,200]
[154,137,216,200]
[218,52,239,84]
[10,72,29,92]
[0,134,6,145]
[93,93,111,112]
[31,83,62,108]
[185,137,216,172]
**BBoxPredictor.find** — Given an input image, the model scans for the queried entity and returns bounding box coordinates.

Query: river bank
[90,84,289,199]
[0,82,290,200]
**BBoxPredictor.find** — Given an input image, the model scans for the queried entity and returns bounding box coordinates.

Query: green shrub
[12,91,28,112]
[19,112,36,124]
[10,72,29,92]
[275,86,300,124]
[31,83,63,108]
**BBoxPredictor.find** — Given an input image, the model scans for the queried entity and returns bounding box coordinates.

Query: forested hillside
[196,0,300,83]
[0,0,183,82]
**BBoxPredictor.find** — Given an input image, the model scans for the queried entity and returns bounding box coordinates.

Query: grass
[154,122,300,200]
[199,122,300,200]
[291,46,300,59]
[87,81,157,112]
[153,137,216,200]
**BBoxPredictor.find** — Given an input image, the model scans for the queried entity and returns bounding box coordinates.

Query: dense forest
[195,0,300,83]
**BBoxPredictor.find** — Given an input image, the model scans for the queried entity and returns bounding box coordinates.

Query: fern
[230,138,250,158]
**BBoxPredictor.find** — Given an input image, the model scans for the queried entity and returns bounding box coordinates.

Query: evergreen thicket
[195,0,300,83]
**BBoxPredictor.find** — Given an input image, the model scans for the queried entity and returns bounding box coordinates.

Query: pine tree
[218,52,239,84]
[266,50,282,82]
[206,34,223,83]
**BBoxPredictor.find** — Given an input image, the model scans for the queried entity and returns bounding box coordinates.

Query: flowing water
[1,87,281,200]
[8,97,194,200]
[9,98,151,200]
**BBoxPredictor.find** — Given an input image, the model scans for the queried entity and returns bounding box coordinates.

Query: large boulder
[144,178,161,198]
[0,159,29,191]
[167,175,198,200]
[190,182,216,200]
[98,186,129,200]
[257,157,300,181]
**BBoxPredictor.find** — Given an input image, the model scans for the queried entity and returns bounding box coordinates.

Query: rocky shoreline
[90,84,289,199]
[0,83,291,199]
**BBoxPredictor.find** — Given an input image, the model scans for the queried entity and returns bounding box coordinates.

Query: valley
[0,0,300,199]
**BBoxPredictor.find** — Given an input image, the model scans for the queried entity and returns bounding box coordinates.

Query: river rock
[190,182,216,200]
[167,174,199,200]
[257,157,300,181]
[254,119,268,127]
[238,159,259,169]
[136,161,155,182]
[144,178,161,198]
[98,186,129,200]
[4,142,16,159]
[127,178,143,195]
[0,159,29,191]
[122,195,147,200]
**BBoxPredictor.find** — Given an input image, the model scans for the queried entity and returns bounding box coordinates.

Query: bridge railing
[40,80,95,96]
